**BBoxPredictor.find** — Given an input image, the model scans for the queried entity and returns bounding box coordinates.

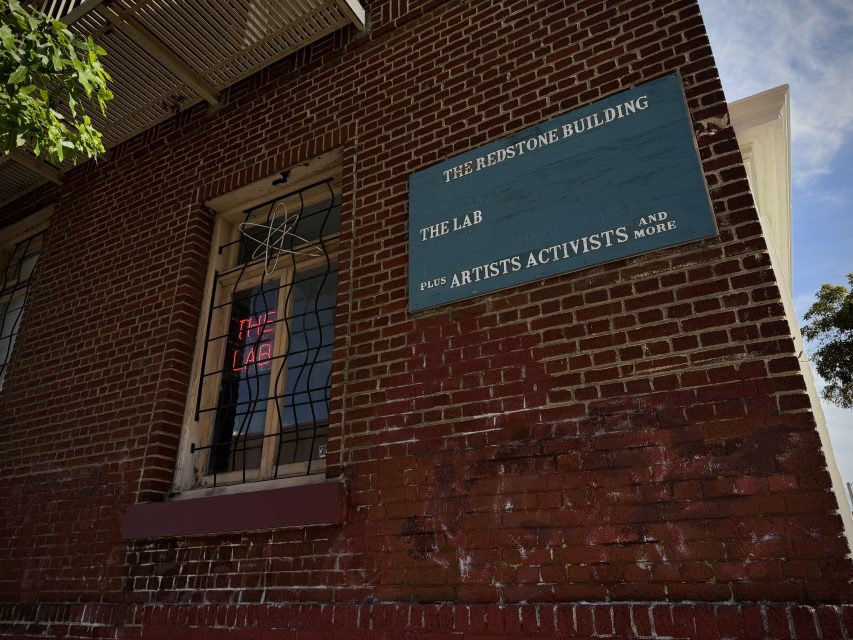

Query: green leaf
[77,68,93,93]
[0,0,112,162]
[0,25,15,50]
[7,64,27,84]
[803,273,853,409]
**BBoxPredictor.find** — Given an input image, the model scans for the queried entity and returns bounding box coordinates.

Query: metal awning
[0,0,366,207]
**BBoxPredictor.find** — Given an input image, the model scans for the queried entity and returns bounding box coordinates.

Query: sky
[698,0,853,506]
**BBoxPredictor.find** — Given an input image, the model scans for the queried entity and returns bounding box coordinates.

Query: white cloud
[699,0,853,184]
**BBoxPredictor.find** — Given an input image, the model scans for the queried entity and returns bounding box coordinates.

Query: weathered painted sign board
[408,73,717,312]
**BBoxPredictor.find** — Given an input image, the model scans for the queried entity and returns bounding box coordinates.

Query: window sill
[176,467,329,501]
[121,479,344,539]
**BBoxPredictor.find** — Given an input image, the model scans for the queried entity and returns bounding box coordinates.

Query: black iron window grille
[0,228,45,389]
[192,179,340,487]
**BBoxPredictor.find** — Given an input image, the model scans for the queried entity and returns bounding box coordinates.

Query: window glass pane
[0,295,25,373]
[0,229,43,386]
[208,279,279,475]
[1,295,25,340]
[277,264,337,466]
[238,199,341,265]
[2,232,42,291]
[2,244,27,287]
[18,252,38,282]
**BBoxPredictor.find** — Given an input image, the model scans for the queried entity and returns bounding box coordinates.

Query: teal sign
[408,74,717,312]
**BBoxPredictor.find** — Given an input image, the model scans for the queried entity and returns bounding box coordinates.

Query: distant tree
[0,0,112,163]
[802,273,853,409]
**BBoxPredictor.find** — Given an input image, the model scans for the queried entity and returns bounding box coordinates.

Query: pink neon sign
[230,310,276,373]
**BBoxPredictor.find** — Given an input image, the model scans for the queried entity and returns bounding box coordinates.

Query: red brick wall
[0,0,850,637]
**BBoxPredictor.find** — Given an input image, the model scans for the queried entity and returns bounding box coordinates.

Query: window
[183,170,341,490]
[0,226,46,389]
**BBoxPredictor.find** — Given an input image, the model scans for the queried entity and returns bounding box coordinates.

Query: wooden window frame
[173,153,342,498]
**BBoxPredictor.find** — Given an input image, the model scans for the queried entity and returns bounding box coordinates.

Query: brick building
[1,0,851,638]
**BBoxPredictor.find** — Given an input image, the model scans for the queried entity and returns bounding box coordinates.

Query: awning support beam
[335,0,367,31]
[5,151,63,185]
